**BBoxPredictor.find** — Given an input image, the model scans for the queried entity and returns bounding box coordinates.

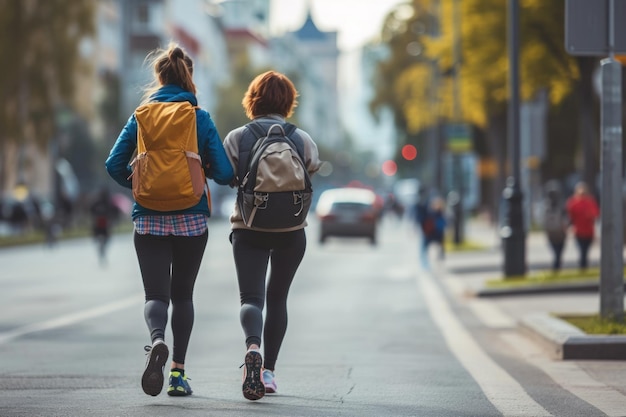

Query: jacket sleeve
[105,114,138,189]
[197,110,234,186]
[295,129,323,175]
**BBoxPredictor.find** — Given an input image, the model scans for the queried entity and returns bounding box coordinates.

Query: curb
[474,281,601,297]
[519,313,626,360]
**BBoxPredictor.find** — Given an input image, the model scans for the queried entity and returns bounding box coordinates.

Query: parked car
[315,187,379,245]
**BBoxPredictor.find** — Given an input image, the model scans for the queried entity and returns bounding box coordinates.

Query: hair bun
[169,47,184,60]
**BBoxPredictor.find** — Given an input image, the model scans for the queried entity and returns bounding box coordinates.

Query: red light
[401,144,417,161]
[381,160,397,176]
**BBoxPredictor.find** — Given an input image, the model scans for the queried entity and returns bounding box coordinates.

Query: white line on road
[0,294,143,345]
[417,267,553,417]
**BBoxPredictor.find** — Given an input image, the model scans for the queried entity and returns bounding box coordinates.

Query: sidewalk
[440,218,626,360]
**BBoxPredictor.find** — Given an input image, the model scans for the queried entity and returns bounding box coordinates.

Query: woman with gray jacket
[223,70,322,400]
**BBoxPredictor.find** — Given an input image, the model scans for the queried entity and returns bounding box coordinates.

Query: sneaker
[141,340,169,396]
[242,349,265,400]
[262,369,277,393]
[167,369,193,396]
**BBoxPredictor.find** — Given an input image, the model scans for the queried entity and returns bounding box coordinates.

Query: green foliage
[0,0,95,191]
[371,0,579,143]
[0,0,95,145]
[371,0,435,136]
[558,314,626,335]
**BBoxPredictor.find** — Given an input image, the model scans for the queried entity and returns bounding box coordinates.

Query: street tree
[0,0,94,193]
[371,0,582,208]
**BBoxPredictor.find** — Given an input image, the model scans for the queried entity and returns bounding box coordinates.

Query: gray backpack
[544,207,567,241]
[236,122,312,229]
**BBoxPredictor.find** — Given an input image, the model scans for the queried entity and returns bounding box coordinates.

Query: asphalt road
[0,216,623,416]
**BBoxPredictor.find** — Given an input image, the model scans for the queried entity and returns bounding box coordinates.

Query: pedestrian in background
[89,185,118,266]
[414,187,430,233]
[414,188,430,267]
[222,71,322,401]
[565,181,599,271]
[419,196,447,267]
[542,181,569,273]
[105,43,233,397]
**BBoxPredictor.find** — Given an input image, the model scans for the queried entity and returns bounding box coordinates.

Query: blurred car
[315,187,379,245]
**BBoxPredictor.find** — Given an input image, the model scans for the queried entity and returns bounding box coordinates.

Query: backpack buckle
[293,191,303,216]
[253,192,268,209]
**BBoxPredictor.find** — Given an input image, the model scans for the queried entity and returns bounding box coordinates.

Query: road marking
[502,332,626,417]
[0,294,143,345]
[417,267,553,416]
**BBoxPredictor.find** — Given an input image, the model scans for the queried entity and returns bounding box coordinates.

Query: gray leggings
[134,231,208,364]
[231,228,306,371]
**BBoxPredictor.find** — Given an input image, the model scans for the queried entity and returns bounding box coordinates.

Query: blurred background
[0,0,624,243]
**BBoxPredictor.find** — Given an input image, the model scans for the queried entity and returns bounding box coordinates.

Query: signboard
[565,0,626,56]
[445,123,472,154]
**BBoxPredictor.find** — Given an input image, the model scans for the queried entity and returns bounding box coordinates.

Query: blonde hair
[141,42,196,104]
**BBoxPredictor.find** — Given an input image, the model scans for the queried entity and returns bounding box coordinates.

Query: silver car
[315,188,378,245]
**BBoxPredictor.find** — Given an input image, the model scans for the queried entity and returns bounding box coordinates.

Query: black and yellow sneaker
[167,369,193,396]
[141,340,169,396]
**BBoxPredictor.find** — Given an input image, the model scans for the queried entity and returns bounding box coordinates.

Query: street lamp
[501,0,526,277]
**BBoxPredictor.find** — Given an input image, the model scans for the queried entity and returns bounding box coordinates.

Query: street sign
[565,0,626,56]
[445,123,472,153]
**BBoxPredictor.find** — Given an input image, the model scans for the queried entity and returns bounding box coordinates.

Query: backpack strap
[237,121,305,186]
[237,124,260,185]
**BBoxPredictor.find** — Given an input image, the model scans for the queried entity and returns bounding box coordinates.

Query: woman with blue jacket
[105,43,233,398]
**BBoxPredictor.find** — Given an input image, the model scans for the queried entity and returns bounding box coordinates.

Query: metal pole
[452,0,464,245]
[599,0,624,320]
[501,0,526,277]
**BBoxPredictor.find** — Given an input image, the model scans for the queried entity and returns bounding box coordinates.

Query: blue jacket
[105,85,234,219]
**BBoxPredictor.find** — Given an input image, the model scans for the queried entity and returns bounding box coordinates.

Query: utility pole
[599,0,624,321]
[565,0,626,320]
[451,0,465,245]
[501,0,526,277]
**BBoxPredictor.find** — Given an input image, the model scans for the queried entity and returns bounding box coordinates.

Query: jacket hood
[149,85,198,105]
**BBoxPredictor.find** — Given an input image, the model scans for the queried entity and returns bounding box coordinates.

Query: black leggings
[231,228,306,371]
[575,236,593,270]
[134,231,208,365]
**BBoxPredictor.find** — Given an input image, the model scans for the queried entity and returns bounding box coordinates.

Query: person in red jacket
[565,182,599,271]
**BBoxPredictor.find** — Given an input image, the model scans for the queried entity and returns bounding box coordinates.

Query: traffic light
[401,144,417,161]
[381,160,397,176]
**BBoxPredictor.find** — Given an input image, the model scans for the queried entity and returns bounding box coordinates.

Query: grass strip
[556,313,626,335]
[484,267,617,288]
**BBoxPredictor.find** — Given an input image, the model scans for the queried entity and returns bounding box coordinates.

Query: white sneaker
[262,369,277,393]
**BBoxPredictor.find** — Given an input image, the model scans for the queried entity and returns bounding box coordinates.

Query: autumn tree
[0,0,95,193]
[372,0,582,208]
[370,0,438,179]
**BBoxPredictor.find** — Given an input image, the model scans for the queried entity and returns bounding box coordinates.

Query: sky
[269,0,408,51]
[268,0,407,161]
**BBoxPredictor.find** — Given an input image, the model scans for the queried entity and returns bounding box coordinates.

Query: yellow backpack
[130,101,208,211]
